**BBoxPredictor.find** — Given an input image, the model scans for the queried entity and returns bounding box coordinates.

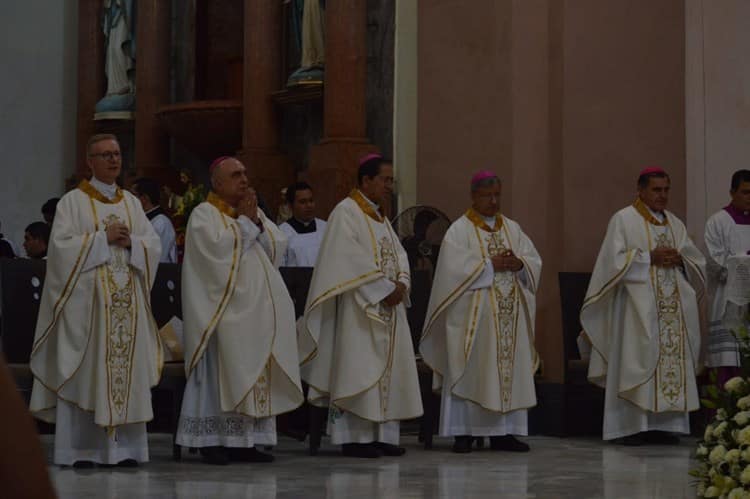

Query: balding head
[211,157,249,206]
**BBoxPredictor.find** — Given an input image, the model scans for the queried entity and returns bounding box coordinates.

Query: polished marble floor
[45,434,697,498]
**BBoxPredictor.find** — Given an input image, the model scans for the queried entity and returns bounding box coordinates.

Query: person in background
[279,182,327,267]
[23,222,50,260]
[131,177,177,263]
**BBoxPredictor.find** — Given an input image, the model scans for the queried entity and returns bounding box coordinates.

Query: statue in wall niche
[286,0,325,86]
[95,0,137,114]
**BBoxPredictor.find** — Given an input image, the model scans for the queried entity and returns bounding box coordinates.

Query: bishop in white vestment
[299,154,422,458]
[176,157,304,464]
[704,170,750,371]
[581,167,706,444]
[421,171,541,453]
[30,134,163,466]
[279,182,326,267]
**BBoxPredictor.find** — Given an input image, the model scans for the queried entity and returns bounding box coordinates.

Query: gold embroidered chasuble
[180,199,303,418]
[300,191,423,422]
[30,180,163,428]
[581,203,706,413]
[420,211,542,414]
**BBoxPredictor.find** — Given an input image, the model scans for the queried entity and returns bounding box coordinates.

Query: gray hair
[471,176,501,192]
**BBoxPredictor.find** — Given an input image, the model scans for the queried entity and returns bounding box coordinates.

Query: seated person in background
[23,222,50,259]
[279,182,327,267]
[131,177,177,263]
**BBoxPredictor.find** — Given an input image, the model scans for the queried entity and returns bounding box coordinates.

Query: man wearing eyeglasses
[300,154,422,458]
[420,171,542,453]
[29,133,163,467]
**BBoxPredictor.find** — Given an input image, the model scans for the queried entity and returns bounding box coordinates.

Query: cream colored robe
[181,200,303,418]
[30,181,163,428]
[421,213,541,415]
[581,204,706,415]
[299,193,423,423]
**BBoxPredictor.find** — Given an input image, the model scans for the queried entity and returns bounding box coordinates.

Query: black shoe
[342,443,382,458]
[452,435,472,454]
[200,446,229,465]
[72,460,96,469]
[643,431,680,445]
[117,459,139,468]
[622,433,646,446]
[490,435,530,452]
[374,442,406,456]
[227,447,275,463]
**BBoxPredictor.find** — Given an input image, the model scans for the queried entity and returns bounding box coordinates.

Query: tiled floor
[45,434,697,498]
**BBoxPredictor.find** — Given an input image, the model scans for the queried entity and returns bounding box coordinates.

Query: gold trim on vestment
[581,250,636,309]
[78,179,124,204]
[187,212,241,374]
[349,189,384,222]
[207,191,238,218]
[465,208,503,233]
[633,198,669,226]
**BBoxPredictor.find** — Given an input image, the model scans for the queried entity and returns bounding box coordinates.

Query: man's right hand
[383,281,406,307]
[237,189,259,223]
[106,223,130,247]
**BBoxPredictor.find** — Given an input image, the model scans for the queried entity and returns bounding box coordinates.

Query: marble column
[308,0,379,216]
[135,0,172,185]
[75,0,105,179]
[237,0,293,217]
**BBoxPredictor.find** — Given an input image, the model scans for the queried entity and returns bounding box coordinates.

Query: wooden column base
[307,139,379,217]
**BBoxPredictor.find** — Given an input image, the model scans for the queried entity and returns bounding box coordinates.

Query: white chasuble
[29,179,163,464]
[420,210,541,436]
[704,208,750,367]
[581,200,706,440]
[300,190,422,441]
[177,194,303,448]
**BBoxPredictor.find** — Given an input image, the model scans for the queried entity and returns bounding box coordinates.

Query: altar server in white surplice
[420,171,541,454]
[279,181,326,267]
[704,169,750,371]
[176,157,303,465]
[299,154,423,459]
[29,134,163,467]
[581,167,706,445]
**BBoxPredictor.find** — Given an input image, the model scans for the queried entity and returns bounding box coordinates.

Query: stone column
[135,0,172,185]
[237,0,293,217]
[308,0,378,216]
[75,0,105,179]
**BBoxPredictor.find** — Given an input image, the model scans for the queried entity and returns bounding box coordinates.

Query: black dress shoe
[117,459,139,468]
[374,442,406,456]
[622,433,646,446]
[490,435,530,452]
[227,447,275,463]
[342,443,382,458]
[200,446,230,465]
[452,435,472,454]
[643,431,680,445]
[72,460,96,469]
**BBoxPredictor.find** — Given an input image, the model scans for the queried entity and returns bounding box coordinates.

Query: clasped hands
[237,189,260,224]
[383,281,407,308]
[106,223,131,249]
[650,246,683,268]
[492,250,524,273]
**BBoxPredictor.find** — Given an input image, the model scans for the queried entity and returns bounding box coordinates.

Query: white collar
[481,215,497,229]
[647,206,665,222]
[90,176,118,200]
[358,190,380,211]
[145,206,159,215]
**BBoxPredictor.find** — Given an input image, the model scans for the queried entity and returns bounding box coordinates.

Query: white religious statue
[176,157,304,464]
[705,169,750,370]
[30,134,163,466]
[286,0,325,86]
[96,0,136,113]
[421,171,541,454]
[299,154,423,458]
[581,167,706,446]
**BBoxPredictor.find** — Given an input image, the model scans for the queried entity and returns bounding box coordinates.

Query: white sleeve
[469,259,494,290]
[358,278,397,305]
[81,230,112,272]
[623,249,650,283]
[236,215,262,254]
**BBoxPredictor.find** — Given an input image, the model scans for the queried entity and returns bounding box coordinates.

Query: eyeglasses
[89,151,121,160]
